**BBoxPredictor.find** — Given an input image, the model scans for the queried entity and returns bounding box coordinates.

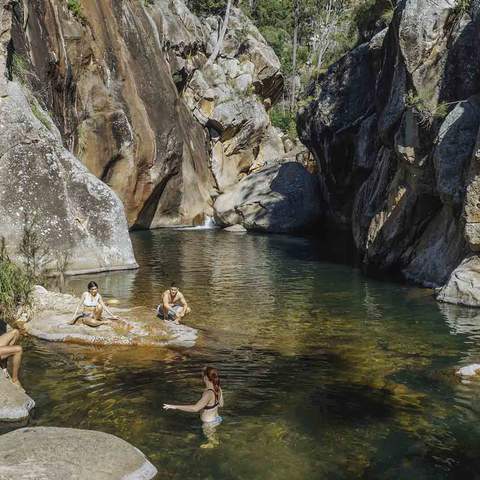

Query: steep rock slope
[0,0,136,274]
[10,0,215,228]
[298,0,480,305]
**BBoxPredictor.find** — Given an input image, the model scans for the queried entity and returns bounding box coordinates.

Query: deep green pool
[15,229,480,479]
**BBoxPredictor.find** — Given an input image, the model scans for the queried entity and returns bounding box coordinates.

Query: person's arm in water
[99,295,118,319]
[70,293,86,324]
[163,390,212,412]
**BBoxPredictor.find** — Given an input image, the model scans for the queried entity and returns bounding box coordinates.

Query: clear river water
[11,229,480,479]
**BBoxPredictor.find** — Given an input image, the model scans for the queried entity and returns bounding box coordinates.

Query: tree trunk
[290,0,299,111]
[206,0,233,65]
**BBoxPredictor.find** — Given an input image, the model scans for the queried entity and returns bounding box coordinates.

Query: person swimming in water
[0,328,23,388]
[157,283,191,323]
[163,367,223,447]
[70,281,120,327]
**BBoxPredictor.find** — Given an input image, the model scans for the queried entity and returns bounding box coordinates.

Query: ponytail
[204,367,220,395]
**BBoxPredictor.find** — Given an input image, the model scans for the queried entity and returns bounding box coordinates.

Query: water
[14,229,480,479]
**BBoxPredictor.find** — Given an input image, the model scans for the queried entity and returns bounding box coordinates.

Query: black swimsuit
[203,388,219,410]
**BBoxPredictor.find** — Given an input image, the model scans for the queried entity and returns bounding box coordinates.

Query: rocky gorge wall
[297,0,480,306]
[0,0,321,274]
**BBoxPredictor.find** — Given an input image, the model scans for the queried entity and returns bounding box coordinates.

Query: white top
[83,292,100,307]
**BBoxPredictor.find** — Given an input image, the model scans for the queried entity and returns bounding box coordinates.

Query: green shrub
[270,106,297,139]
[67,0,83,19]
[0,239,33,327]
[11,53,28,83]
[405,89,449,125]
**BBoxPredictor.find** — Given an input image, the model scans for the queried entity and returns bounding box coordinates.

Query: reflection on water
[14,230,480,478]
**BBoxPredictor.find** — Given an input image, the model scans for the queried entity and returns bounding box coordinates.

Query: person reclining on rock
[157,284,191,323]
[0,328,23,388]
[70,281,120,327]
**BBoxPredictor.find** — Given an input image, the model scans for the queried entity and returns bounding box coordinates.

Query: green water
[15,229,480,478]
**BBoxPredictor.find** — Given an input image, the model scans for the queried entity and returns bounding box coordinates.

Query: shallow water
[14,229,480,478]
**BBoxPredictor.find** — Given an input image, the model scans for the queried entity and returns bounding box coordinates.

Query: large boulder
[436,256,480,307]
[0,82,137,274]
[0,427,157,479]
[214,162,322,233]
[0,374,35,423]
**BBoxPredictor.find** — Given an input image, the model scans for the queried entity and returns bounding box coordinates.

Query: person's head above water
[87,281,99,296]
[169,282,179,296]
[203,366,220,393]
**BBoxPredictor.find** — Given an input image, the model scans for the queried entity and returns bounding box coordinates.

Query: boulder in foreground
[0,427,157,480]
[0,375,34,423]
[214,162,322,233]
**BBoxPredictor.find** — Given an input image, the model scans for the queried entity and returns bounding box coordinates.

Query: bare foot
[12,379,24,390]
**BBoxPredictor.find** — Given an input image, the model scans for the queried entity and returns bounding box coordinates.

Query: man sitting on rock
[0,327,23,388]
[157,284,191,323]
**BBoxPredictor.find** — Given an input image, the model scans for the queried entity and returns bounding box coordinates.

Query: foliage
[186,0,225,15]
[10,53,28,83]
[18,213,52,281]
[0,239,33,327]
[270,106,297,139]
[405,89,449,125]
[66,0,84,19]
[143,0,155,5]
[453,0,472,15]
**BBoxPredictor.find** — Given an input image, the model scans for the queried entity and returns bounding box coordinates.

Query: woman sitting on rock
[0,328,23,387]
[70,281,120,327]
[163,366,224,448]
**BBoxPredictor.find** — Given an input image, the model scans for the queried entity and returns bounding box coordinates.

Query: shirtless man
[158,284,191,323]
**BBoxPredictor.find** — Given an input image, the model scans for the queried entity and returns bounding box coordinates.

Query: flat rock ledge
[0,427,157,480]
[0,375,35,423]
[22,286,197,348]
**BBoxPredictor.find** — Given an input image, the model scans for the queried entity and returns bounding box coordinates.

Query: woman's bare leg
[95,304,103,321]
[0,345,22,386]
[0,330,19,372]
[82,317,109,327]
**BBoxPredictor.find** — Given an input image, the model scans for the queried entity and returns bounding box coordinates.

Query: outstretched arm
[70,293,86,324]
[163,391,212,412]
[100,296,118,319]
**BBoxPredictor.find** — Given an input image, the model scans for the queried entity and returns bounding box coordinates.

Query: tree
[206,0,233,65]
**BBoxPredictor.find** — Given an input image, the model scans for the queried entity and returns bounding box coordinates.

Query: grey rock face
[0,80,137,274]
[214,162,322,233]
[0,374,35,423]
[0,427,157,480]
[298,0,480,304]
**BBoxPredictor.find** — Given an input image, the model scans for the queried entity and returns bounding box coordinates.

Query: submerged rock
[457,364,480,377]
[214,162,322,233]
[22,287,197,348]
[0,427,157,480]
[0,375,35,423]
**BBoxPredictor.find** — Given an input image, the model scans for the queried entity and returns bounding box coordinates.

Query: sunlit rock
[0,375,35,423]
[22,287,197,348]
[0,427,157,480]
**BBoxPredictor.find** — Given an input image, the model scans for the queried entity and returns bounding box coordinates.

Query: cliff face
[7,0,292,230]
[0,0,137,274]
[11,0,215,228]
[298,0,480,305]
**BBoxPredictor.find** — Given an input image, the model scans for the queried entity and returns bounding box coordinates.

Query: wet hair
[170,282,177,288]
[87,281,98,290]
[203,367,220,395]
